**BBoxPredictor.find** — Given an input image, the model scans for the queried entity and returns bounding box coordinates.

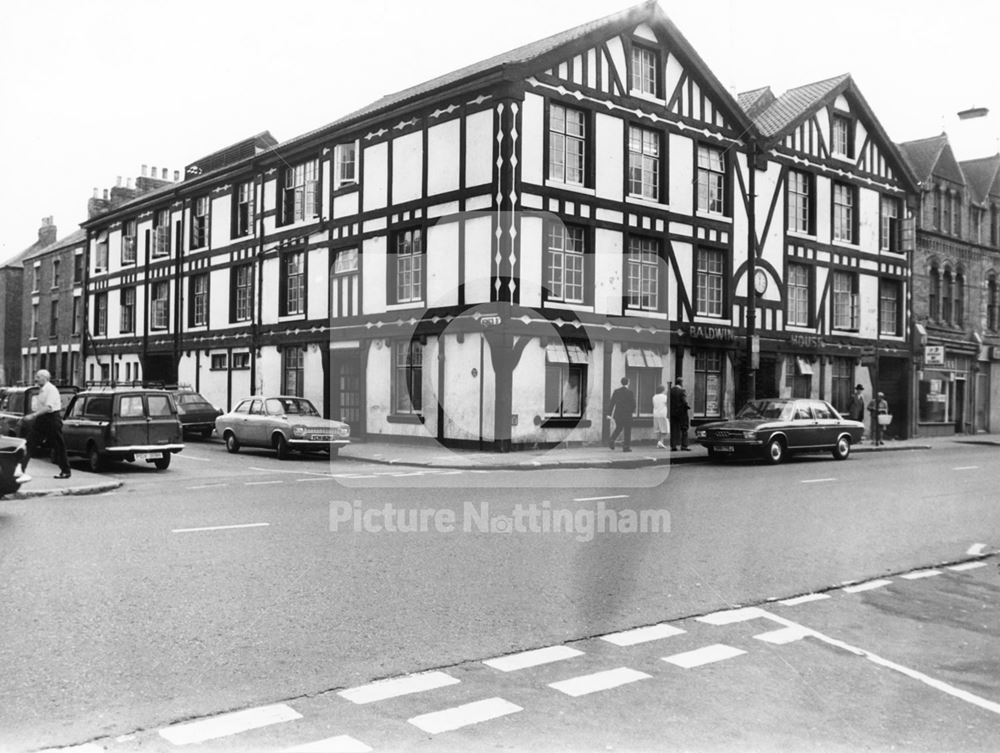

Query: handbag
[877,413,892,427]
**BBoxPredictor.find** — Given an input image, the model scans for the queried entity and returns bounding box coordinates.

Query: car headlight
[291,425,306,438]
[743,430,757,439]
[338,425,350,438]
[695,429,706,438]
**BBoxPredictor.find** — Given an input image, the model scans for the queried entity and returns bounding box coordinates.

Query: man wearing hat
[848,384,866,434]
[867,391,889,446]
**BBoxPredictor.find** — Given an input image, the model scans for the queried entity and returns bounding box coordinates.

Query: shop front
[917,343,977,436]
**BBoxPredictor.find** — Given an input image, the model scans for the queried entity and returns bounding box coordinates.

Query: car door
[61,396,88,454]
[243,399,268,446]
[784,400,818,449]
[115,393,149,448]
[146,393,181,447]
[809,400,841,446]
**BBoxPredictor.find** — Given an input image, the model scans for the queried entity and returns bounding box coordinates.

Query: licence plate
[309,435,332,442]
[715,445,735,453]
[135,452,160,461]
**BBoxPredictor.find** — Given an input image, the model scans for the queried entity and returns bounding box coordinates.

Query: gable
[934,143,967,186]
[530,22,739,133]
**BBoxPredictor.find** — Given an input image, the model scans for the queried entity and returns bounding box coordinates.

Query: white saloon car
[215,396,350,459]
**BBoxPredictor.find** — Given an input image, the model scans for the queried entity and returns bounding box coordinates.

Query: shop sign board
[924,346,945,366]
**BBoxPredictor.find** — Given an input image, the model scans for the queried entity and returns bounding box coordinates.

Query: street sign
[924,345,945,366]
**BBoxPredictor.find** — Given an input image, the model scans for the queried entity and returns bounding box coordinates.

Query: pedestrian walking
[848,384,866,435]
[607,377,636,452]
[652,384,669,449]
[867,391,889,446]
[669,378,691,451]
[19,369,71,479]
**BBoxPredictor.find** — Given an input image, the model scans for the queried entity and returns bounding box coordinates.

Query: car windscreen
[736,400,791,421]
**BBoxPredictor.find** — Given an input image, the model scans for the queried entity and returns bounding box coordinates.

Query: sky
[1,0,998,264]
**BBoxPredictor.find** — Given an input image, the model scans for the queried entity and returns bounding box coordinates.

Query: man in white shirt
[19,369,72,479]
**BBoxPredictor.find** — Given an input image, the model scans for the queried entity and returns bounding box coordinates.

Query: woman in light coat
[652,384,670,449]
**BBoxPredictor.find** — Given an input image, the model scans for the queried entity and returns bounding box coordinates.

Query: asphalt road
[1,441,998,751]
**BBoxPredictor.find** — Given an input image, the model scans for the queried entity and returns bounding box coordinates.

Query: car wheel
[832,435,851,460]
[87,444,103,473]
[153,454,171,470]
[224,432,240,453]
[764,437,785,465]
[201,428,213,439]
[274,434,290,460]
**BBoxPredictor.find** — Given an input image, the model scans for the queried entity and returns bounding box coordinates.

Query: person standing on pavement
[652,384,669,449]
[848,384,866,438]
[867,391,889,446]
[607,377,636,452]
[19,369,71,479]
[669,378,691,451]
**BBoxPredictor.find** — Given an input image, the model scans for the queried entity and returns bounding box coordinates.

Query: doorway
[954,378,966,433]
[330,349,363,436]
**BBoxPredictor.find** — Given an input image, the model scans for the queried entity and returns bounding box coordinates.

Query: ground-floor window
[626,367,661,417]
[919,373,950,422]
[694,351,724,418]
[831,357,853,414]
[545,363,586,417]
[393,340,423,415]
[786,357,812,398]
[282,347,304,397]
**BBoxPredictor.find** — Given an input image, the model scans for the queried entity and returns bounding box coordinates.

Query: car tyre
[153,454,171,470]
[764,436,786,465]
[832,435,851,461]
[87,444,103,473]
[224,432,240,454]
[274,433,290,460]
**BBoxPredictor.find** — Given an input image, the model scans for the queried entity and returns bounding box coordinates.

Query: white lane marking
[754,626,810,645]
[248,466,335,477]
[759,609,1000,716]
[297,477,332,482]
[245,480,284,486]
[548,667,650,697]
[37,745,105,753]
[572,494,629,502]
[696,607,767,625]
[901,569,943,580]
[600,623,686,646]
[172,523,270,534]
[175,454,212,462]
[483,645,583,672]
[842,579,893,593]
[953,466,980,471]
[663,644,746,668]
[779,593,831,606]
[284,735,373,753]
[159,703,301,745]
[338,671,459,705]
[408,697,522,734]
[967,543,987,555]
[188,483,229,490]
[800,478,837,484]
[949,561,988,572]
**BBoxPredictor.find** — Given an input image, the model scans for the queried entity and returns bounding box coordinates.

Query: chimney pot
[161,167,168,179]
[116,176,122,187]
[92,188,98,198]
[141,164,148,177]
[173,170,180,181]
[103,189,109,200]
[151,166,157,178]
[127,177,132,189]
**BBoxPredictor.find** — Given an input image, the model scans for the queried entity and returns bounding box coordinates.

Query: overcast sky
[2,0,997,263]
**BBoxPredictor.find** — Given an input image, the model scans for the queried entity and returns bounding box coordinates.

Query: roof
[898,133,965,186]
[750,74,850,139]
[21,228,87,262]
[737,86,775,120]
[185,131,279,177]
[959,154,1000,203]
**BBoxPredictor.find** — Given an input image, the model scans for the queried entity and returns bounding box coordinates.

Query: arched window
[941,265,953,324]
[989,273,999,332]
[932,188,941,230]
[929,261,940,321]
[955,268,965,327]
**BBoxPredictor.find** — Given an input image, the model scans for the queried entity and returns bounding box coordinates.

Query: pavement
[4,432,990,500]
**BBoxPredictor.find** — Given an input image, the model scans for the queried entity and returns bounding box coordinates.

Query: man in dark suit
[669,378,691,451]
[607,377,636,452]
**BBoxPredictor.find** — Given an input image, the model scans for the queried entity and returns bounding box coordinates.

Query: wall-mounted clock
[753,268,768,295]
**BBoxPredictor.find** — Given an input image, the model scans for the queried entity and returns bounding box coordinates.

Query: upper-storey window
[832,182,856,244]
[73,253,83,283]
[625,236,662,311]
[189,273,208,327]
[950,193,961,236]
[928,262,940,320]
[281,251,305,316]
[151,281,169,330]
[931,187,941,230]
[280,159,320,226]
[786,262,811,327]
[787,170,813,234]
[392,228,424,305]
[120,287,135,334]
[630,45,659,97]
[122,219,137,264]
[992,206,999,247]
[879,279,902,336]
[51,259,60,289]
[190,196,209,249]
[971,206,984,245]
[697,145,726,216]
[335,142,357,188]
[628,126,661,201]
[988,273,999,332]
[695,247,726,317]
[152,208,170,258]
[233,180,255,238]
[831,114,853,158]
[95,233,109,272]
[545,223,587,304]
[880,196,901,251]
[942,190,952,234]
[548,103,586,186]
[832,270,859,330]
[231,264,254,323]
[94,293,107,336]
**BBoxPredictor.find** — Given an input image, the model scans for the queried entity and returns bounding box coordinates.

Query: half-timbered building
[741,75,919,437]
[900,134,1000,435]
[80,1,918,448]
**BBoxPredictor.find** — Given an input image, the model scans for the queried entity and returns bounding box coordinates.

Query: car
[0,384,79,439]
[694,397,864,464]
[0,435,28,497]
[170,389,223,438]
[215,395,350,459]
[61,387,185,472]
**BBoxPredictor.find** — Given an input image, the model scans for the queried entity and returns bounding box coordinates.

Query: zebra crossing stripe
[338,670,459,704]
[949,561,987,572]
[663,644,746,668]
[696,607,767,625]
[842,579,892,593]
[283,735,372,753]
[483,645,583,672]
[159,703,301,745]
[408,697,522,734]
[600,623,685,646]
[901,569,942,579]
[548,667,651,697]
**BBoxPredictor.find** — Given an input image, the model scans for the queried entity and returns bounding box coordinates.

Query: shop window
[919,377,949,423]
[625,347,664,417]
[544,342,589,418]
[694,351,724,418]
[786,357,812,399]
[831,357,853,415]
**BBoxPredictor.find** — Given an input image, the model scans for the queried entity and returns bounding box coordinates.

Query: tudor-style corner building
[81,1,918,448]
[899,134,1000,435]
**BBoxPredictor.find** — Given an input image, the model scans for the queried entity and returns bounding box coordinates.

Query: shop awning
[796,357,813,375]
[624,349,664,368]
[546,343,589,364]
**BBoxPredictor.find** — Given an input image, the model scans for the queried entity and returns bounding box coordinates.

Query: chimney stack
[141,164,148,177]
[174,170,180,181]
[37,216,57,246]
[116,176,122,187]
[161,167,167,179]
[127,177,132,189]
